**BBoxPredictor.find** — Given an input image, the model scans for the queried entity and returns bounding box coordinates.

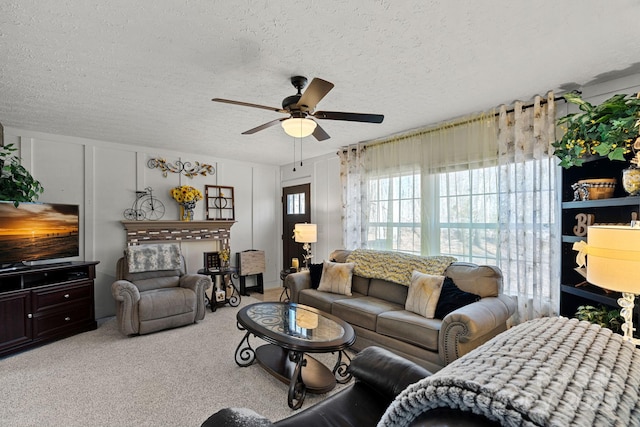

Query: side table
[197,268,241,312]
[279,268,297,302]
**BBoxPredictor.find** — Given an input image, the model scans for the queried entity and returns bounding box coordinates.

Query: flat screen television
[0,201,80,268]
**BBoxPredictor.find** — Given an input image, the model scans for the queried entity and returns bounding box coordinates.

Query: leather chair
[201,346,499,427]
[111,245,212,335]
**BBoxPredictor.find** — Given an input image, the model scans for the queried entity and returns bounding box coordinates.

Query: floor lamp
[293,223,317,270]
[574,225,640,344]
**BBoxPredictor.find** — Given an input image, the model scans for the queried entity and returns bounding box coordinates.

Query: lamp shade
[294,223,317,243]
[281,118,317,138]
[586,225,640,293]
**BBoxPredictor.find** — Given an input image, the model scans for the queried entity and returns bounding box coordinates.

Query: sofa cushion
[435,277,481,319]
[317,261,355,296]
[405,271,444,319]
[377,310,441,351]
[368,279,408,305]
[351,275,370,296]
[138,287,196,321]
[332,297,403,330]
[444,262,501,298]
[298,289,363,314]
[309,263,323,289]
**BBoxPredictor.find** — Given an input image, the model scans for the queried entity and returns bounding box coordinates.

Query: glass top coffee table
[235,302,356,409]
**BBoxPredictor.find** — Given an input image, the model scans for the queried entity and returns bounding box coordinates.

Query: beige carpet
[0,295,349,427]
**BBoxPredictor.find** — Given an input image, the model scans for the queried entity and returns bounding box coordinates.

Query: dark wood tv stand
[0,261,99,358]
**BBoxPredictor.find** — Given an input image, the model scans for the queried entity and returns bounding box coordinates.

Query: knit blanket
[126,243,181,273]
[378,316,640,427]
[345,249,456,286]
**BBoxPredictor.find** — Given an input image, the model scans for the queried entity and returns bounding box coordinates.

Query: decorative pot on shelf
[622,167,640,196]
[179,200,197,221]
[170,185,203,221]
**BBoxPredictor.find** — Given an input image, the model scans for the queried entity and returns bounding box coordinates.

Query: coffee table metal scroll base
[234,303,355,410]
[234,330,353,409]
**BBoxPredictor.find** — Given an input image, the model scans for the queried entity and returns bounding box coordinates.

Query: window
[365,166,500,263]
[287,192,305,215]
[367,172,421,254]
[438,167,499,264]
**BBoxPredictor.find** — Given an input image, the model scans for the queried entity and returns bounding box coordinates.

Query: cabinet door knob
[64,294,70,299]
[27,313,33,319]
[64,317,71,321]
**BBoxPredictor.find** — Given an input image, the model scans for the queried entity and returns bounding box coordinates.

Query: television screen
[0,201,80,266]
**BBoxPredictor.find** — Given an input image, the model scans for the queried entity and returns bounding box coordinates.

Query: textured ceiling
[1,1,640,166]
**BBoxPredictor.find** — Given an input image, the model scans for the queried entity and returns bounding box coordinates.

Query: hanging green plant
[0,144,44,206]
[552,92,640,168]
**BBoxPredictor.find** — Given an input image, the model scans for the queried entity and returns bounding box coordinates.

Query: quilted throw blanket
[345,249,456,287]
[126,243,182,273]
[378,316,640,427]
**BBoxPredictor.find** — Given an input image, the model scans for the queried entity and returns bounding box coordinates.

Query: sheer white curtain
[338,146,368,249]
[340,113,499,256]
[339,93,560,325]
[497,93,560,322]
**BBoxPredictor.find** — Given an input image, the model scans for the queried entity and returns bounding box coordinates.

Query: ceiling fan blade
[313,111,384,123]
[241,118,286,135]
[212,98,287,114]
[312,123,330,141]
[295,78,334,111]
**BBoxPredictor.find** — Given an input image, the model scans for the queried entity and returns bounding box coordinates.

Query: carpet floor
[0,296,349,427]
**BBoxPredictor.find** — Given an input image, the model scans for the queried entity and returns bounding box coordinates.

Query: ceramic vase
[179,200,197,221]
[622,168,640,196]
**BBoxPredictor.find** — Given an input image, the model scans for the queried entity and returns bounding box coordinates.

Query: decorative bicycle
[123,187,165,220]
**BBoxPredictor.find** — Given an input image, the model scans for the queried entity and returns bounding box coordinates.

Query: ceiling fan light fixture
[281,118,317,138]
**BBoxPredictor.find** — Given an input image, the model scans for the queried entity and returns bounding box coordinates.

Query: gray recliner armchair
[111,244,212,335]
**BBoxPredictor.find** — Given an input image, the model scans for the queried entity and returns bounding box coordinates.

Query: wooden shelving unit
[559,156,640,337]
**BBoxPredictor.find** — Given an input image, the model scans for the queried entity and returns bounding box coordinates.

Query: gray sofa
[286,249,516,372]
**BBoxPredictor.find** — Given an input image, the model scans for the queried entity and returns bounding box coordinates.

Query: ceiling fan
[212,76,384,141]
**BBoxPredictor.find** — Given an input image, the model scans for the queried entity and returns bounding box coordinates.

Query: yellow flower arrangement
[220,248,230,264]
[170,185,203,204]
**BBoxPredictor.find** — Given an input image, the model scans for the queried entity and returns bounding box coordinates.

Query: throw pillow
[434,277,481,319]
[317,261,355,296]
[309,263,324,289]
[405,271,445,319]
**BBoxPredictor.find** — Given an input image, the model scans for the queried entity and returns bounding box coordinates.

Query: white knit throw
[378,317,640,427]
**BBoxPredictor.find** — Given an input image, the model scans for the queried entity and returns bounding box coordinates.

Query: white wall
[5,128,280,319]
[280,152,343,263]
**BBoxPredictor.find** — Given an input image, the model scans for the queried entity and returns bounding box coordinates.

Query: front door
[282,184,311,271]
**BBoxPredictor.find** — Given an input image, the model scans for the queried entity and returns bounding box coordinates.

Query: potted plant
[575,305,623,334]
[552,92,640,168]
[0,143,44,206]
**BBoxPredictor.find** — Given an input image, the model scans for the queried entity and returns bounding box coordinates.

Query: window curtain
[338,145,368,249]
[497,93,560,323]
[339,92,560,325]
[340,113,499,254]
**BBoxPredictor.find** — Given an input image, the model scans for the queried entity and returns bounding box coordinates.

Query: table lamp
[293,223,317,270]
[573,225,640,344]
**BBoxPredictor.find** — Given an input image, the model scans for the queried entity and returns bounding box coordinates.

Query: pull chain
[292,137,296,172]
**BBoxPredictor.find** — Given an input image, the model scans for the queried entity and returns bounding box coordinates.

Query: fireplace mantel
[121,220,235,246]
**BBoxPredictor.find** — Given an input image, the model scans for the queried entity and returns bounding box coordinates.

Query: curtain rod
[348,91,576,151]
